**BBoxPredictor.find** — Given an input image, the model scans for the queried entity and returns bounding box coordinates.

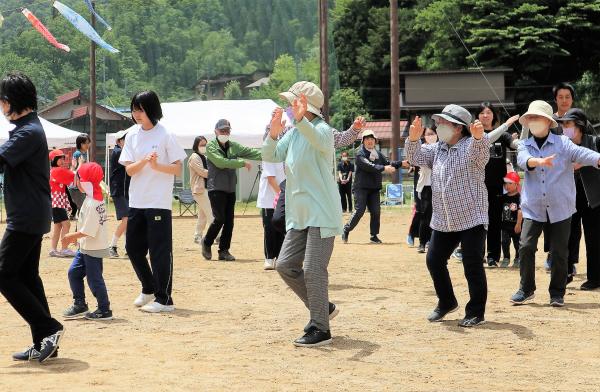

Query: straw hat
[279,81,324,118]
[519,100,558,128]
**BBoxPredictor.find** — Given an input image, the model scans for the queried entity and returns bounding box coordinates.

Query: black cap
[215,119,231,130]
[557,108,589,131]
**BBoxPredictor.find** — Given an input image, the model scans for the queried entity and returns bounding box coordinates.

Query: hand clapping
[470,120,484,140]
[409,116,424,142]
[292,94,308,122]
[270,108,285,139]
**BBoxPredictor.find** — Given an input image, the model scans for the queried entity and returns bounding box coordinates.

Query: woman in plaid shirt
[406,104,489,328]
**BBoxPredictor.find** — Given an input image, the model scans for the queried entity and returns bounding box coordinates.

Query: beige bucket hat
[361,129,378,140]
[519,100,558,128]
[279,81,324,118]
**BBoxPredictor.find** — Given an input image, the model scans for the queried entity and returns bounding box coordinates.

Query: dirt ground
[0,207,599,391]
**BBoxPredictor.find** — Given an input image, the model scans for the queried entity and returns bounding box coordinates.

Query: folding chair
[382,183,404,206]
[174,189,197,216]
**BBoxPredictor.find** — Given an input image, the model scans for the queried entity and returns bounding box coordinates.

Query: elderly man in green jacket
[201,119,261,261]
[263,81,343,348]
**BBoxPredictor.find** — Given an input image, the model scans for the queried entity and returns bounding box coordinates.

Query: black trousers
[569,205,600,283]
[344,188,381,236]
[338,182,353,212]
[418,186,432,246]
[0,230,62,349]
[519,217,571,298]
[501,227,520,260]
[486,188,503,261]
[426,225,487,318]
[205,191,236,252]
[261,208,285,259]
[126,208,174,305]
[409,191,422,238]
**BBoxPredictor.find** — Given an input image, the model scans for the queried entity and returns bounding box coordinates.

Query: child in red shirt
[49,149,75,257]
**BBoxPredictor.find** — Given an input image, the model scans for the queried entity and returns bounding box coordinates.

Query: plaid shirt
[406,135,490,232]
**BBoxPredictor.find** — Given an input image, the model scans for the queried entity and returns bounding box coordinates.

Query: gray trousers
[276,227,335,332]
[519,217,571,298]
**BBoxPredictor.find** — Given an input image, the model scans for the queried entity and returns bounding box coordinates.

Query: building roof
[399,68,512,76]
[245,77,270,89]
[55,89,81,105]
[362,120,409,140]
[71,106,89,120]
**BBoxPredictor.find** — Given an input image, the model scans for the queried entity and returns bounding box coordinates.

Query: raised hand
[408,116,424,142]
[292,94,308,122]
[505,114,520,127]
[352,116,367,130]
[470,120,484,140]
[269,107,285,139]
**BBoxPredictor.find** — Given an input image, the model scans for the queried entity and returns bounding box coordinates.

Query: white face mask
[80,181,94,199]
[528,120,549,137]
[341,156,348,161]
[198,146,207,154]
[217,135,229,144]
[562,127,575,139]
[436,124,456,144]
[424,134,438,144]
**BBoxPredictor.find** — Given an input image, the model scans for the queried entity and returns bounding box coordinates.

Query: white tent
[0,115,80,148]
[105,99,278,148]
[105,99,279,202]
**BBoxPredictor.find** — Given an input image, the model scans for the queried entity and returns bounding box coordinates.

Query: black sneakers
[109,246,119,258]
[341,230,349,244]
[510,289,535,305]
[293,327,332,347]
[63,303,89,319]
[487,257,498,268]
[201,241,212,260]
[370,235,382,244]
[12,345,58,361]
[38,328,65,363]
[550,297,565,307]
[427,302,459,322]
[85,309,113,321]
[458,316,486,327]
[580,281,600,291]
[417,244,426,253]
[329,302,339,320]
[218,251,236,261]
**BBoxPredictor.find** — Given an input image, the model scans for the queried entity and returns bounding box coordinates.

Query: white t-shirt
[78,197,109,256]
[257,161,286,209]
[119,122,187,210]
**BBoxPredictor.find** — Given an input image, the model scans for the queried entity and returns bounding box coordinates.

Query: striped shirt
[406,135,490,232]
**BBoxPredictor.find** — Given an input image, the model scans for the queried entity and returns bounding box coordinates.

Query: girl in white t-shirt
[118,91,187,313]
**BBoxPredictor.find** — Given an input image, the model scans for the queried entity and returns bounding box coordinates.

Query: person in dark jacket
[201,119,262,262]
[109,129,130,258]
[341,130,402,244]
[558,108,600,290]
[337,151,354,213]
[0,72,64,362]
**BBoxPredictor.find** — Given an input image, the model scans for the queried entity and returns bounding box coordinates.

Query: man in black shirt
[337,151,354,213]
[0,73,64,363]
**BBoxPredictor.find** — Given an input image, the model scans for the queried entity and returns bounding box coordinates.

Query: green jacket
[262,117,343,238]
[206,139,262,193]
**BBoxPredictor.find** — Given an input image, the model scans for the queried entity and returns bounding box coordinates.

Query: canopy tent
[105,99,279,202]
[105,99,278,149]
[0,114,80,148]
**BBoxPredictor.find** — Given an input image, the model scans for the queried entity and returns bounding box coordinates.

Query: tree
[329,88,369,131]
[223,80,243,99]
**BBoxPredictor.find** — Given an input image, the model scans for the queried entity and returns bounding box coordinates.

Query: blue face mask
[562,127,575,139]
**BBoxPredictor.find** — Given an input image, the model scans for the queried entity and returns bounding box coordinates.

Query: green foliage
[330,88,369,130]
[0,0,318,105]
[223,80,243,100]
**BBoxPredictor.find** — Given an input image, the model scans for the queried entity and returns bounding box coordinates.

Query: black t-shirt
[109,145,131,198]
[500,193,520,230]
[0,112,51,234]
[485,131,513,191]
[337,161,354,182]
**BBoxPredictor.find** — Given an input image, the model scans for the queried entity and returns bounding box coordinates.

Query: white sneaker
[140,301,175,313]
[48,250,61,257]
[133,293,155,307]
[264,258,275,270]
[60,249,77,258]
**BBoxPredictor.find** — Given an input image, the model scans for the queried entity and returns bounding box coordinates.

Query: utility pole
[89,0,97,162]
[390,0,400,183]
[319,0,329,121]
